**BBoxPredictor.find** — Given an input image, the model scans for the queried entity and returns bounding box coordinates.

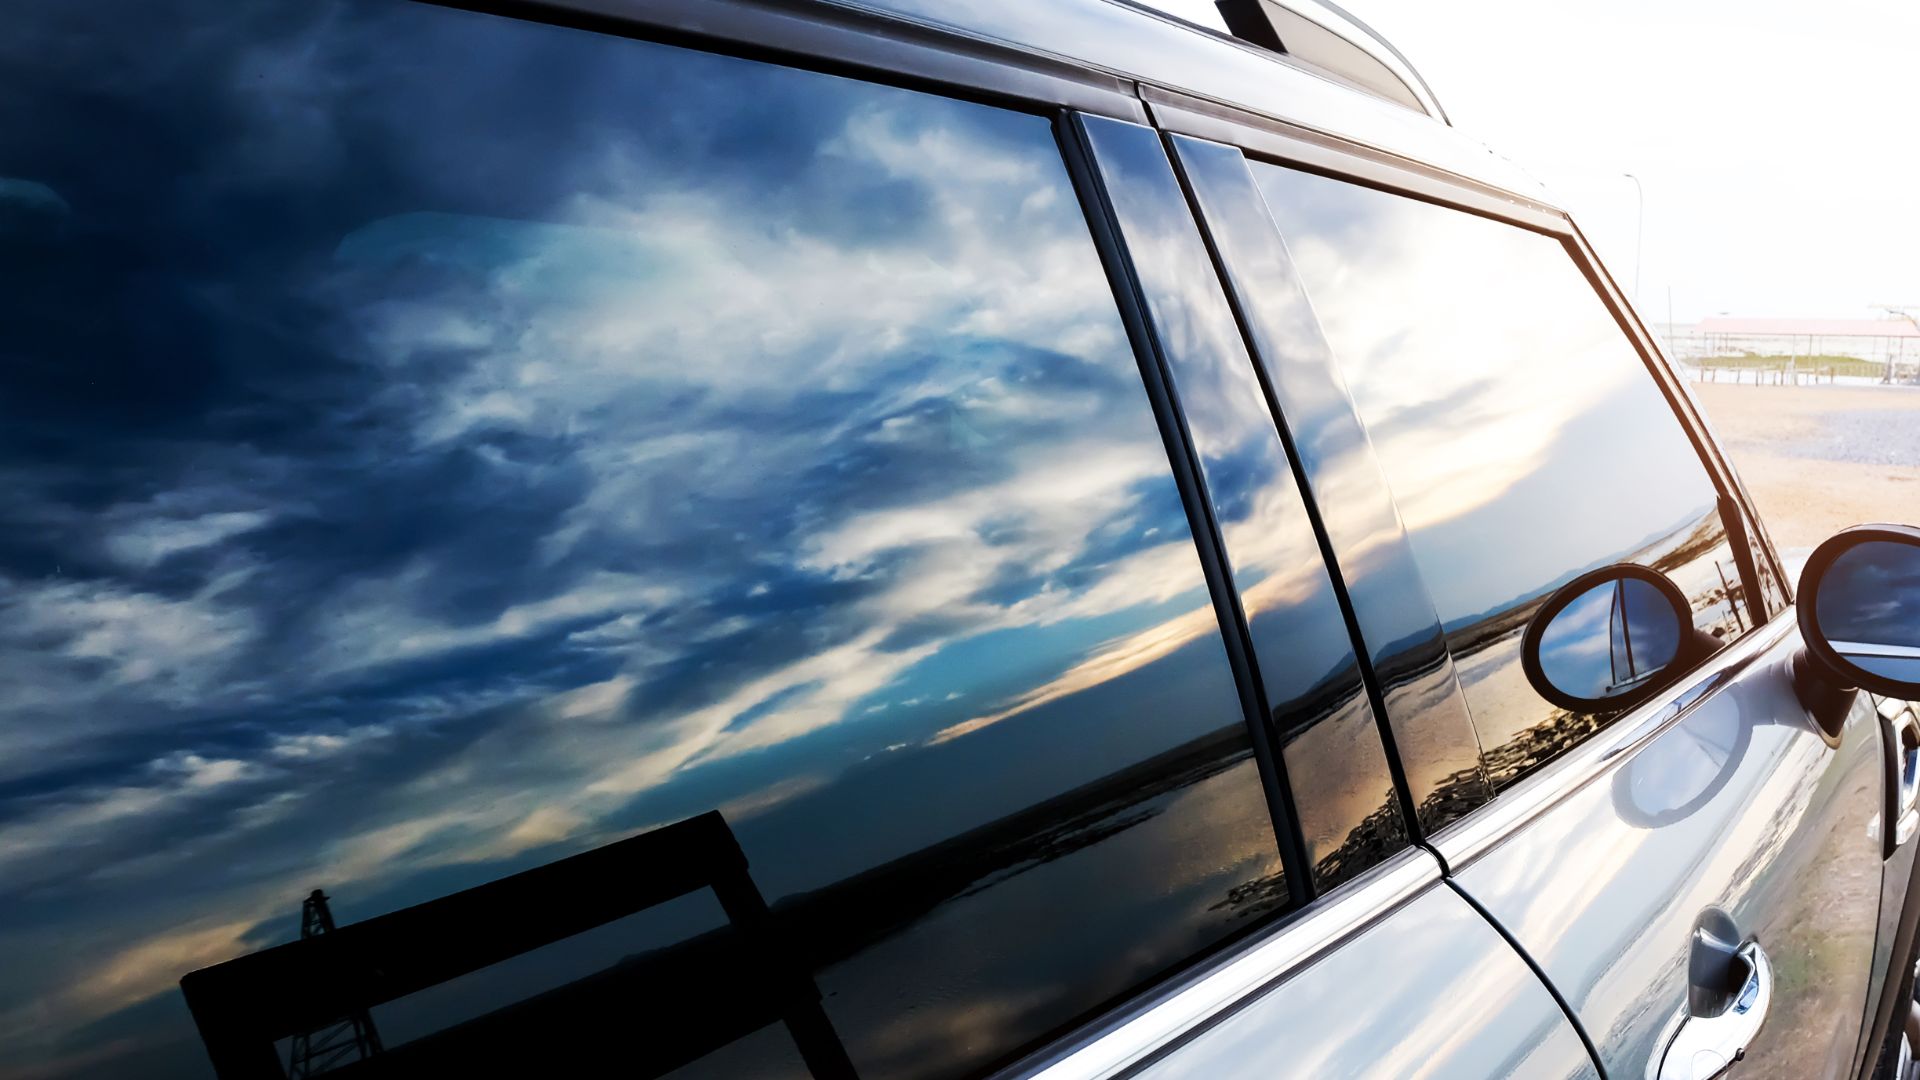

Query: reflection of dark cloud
[0,4,1290,1077]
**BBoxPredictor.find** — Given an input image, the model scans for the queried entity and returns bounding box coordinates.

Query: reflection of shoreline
[1442,506,1728,665]
[1441,506,1731,791]
[519,725,1278,1075]
[175,729,1276,1079]
[734,724,1260,967]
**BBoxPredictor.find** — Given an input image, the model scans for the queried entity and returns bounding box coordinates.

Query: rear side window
[1251,165,1750,791]
[0,3,1286,1077]
[1079,116,1408,889]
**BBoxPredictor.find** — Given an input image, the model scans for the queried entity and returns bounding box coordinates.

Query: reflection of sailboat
[179,812,857,1079]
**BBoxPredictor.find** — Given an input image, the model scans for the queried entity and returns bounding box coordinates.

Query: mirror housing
[1795,524,1920,718]
[1522,563,1707,714]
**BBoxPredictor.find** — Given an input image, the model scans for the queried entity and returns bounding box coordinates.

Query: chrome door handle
[1895,706,1920,847]
[1658,941,1771,1080]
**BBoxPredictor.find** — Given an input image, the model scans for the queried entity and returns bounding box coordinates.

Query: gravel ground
[1768,407,1920,466]
[1690,382,1920,551]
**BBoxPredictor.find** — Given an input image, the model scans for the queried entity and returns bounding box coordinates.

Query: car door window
[0,4,1291,1077]
[1079,116,1410,890]
[1169,135,1495,835]
[1249,163,1752,792]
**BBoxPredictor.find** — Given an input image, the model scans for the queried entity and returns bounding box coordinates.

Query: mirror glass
[1538,576,1684,703]
[1816,539,1920,686]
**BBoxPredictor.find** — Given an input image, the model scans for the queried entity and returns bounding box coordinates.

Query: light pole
[1623,172,1645,305]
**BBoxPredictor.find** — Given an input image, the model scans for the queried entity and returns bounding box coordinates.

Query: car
[3,0,1919,1078]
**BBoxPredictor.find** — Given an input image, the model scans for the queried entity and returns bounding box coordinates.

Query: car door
[1163,122,1894,1079]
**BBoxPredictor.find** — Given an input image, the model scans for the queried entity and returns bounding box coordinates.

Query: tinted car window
[0,4,1287,1078]
[1081,116,1408,889]
[1170,135,1493,835]
[1251,164,1750,791]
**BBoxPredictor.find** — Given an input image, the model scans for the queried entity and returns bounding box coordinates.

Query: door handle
[1894,705,1920,847]
[1657,940,1771,1080]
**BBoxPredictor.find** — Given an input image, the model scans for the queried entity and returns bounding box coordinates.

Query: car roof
[837,0,1555,209]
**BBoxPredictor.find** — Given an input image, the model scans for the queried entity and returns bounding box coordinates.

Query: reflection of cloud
[931,600,1218,745]
[458,806,587,864]
[105,510,270,568]
[66,918,261,1024]
[0,9,1263,1072]
[1,576,255,708]
[1254,162,1726,634]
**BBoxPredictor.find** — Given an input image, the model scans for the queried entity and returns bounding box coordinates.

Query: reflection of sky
[1538,579,1680,701]
[1250,164,1720,625]
[0,4,1284,1077]
[1250,162,1738,788]
[1818,542,1920,648]
[1169,133,1490,832]
[1136,885,1596,1080]
[1082,116,1406,884]
[1817,541,1920,685]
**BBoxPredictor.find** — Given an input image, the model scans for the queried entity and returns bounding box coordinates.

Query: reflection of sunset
[0,11,1282,1076]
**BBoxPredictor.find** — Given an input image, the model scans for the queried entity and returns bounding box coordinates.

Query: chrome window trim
[1434,612,1799,871]
[1001,847,1441,1080]
[1270,0,1450,122]
[1144,88,1565,235]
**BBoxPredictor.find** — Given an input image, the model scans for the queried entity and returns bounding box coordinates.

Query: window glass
[0,4,1286,1077]
[1170,135,1492,834]
[1081,116,1407,889]
[1251,164,1750,792]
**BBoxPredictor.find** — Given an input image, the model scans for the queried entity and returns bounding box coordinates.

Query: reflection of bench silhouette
[179,811,857,1078]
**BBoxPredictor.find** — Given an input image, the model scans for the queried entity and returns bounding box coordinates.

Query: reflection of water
[631,731,1283,1077]
[1438,510,1745,790]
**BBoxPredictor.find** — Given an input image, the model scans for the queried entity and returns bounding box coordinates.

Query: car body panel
[1451,623,1884,1078]
[1129,883,1599,1080]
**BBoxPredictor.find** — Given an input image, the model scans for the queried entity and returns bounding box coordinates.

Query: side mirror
[1797,524,1920,704]
[1522,564,1705,714]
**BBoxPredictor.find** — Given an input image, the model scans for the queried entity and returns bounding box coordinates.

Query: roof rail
[1215,0,1448,123]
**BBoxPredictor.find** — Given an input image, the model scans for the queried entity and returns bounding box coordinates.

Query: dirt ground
[1689,381,1920,553]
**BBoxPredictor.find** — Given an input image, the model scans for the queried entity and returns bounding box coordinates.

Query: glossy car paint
[1131,883,1599,1080]
[1451,626,1884,1078]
